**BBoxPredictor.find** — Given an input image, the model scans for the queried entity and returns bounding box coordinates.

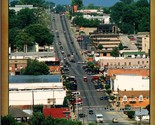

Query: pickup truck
[96,114,103,123]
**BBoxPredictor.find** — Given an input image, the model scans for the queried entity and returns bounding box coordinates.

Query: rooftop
[9,75,61,83]
[43,108,70,119]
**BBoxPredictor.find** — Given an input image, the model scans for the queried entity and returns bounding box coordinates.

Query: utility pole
[32,90,34,113]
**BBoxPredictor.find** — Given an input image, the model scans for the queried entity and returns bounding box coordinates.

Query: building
[76,9,103,14]
[9,5,38,12]
[44,108,70,119]
[9,75,66,109]
[83,14,110,24]
[89,24,121,57]
[135,35,150,55]
[9,52,61,74]
[96,57,149,69]
[9,59,28,75]
[117,90,149,109]
[112,74,149,92]
[108,68,149,77]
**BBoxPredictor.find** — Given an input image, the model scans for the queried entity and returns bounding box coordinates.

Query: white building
[9,75,66,108]
[83,14,110,24]
[112,75,149,92]
[9,5,38,12]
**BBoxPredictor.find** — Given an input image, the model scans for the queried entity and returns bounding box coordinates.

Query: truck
[95,114,103,123]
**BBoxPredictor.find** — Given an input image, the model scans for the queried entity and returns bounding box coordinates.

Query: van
[96,114,103,123]
[72,91,80,96]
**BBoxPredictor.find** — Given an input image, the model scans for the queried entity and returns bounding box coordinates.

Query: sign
[47,98,56,103]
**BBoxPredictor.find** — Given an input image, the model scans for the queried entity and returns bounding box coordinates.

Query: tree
[71,0,83,9]
[9,9,18,29]
[87,62,95,69]
[9,0,19,7]
[22,59,50,75]
[118,43,124,50]
[1,115,22,125]
[28,112,45,125]
[18,0,45,7]
[9,27,20,51]
[17,8,39,29]
[146,104,150,115]
[34,105,43,113]
[15,30,35,51]
[126,111,135,119]
[25,24,54,46]
[111,47,120,57]
[98,44,103,50]
[110,0,150,33]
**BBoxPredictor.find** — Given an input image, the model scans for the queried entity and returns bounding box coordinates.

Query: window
[139,95,143,102]
[129,62,131,65]
[142,61,144,64]
[138,61,140,64]
[122,95,127,102]
[15,64,17,68]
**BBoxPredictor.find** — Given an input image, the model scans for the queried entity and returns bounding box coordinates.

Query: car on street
[112,118,119,123]
[100,96,109,100]
[78,113,86,118]
[89,110,94,115]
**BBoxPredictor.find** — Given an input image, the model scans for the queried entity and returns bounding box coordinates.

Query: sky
[49,0,121,7]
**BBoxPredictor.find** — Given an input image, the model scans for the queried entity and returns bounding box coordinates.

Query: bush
[109,95,116,100]
[106,89,112,95]
[105,84,110,90]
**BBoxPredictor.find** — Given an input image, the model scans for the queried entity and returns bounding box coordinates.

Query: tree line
[71,0,150,34]
[9,0,54,52]
[110,0,150,34]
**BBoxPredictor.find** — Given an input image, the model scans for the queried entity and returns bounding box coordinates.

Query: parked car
[89,110,94,115]
[78,113,86,118]
[112,118,118,123]
[100,96,109,100]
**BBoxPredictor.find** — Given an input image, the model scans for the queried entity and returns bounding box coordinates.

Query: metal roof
[9,75,61,83]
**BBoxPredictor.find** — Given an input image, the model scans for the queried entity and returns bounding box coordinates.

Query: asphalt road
[51,13,137,125]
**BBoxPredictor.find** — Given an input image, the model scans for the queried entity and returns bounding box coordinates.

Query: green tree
[17,8,39,29]
[118,43,124,50]
[9,9,18,29]
[126,111,135,119]
[98,44,103,50]
[9,0,20,7]
[87,62,95,69]
[105,84,110,90]
[28,112,45,125]
[18,0,45,7]
[9,27,20,51]
[1,115,22,125]
[109,95,116,100]
[25,24,54,46]
[111,47,120,57]
[110,0,150,33]
[87,3,95,9]
[22,59,50,75]
[34,105,43,113]
[63,95,71,106]
[15,30,35,51]
[146,104,150,114]
[71,0,83,9]
[42,116,54,125]
[103,7,110,14]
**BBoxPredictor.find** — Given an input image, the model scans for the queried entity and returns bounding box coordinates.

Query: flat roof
[9,52,55,57]
[123,52,145,55]
[9,75,61,83]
